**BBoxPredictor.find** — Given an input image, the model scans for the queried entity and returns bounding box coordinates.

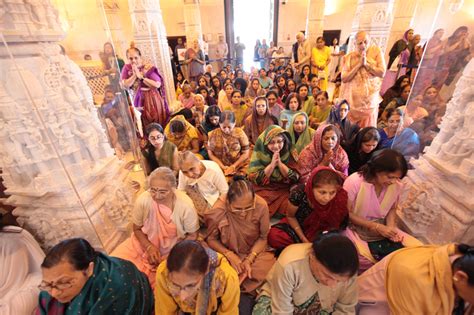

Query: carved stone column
[183,0,203,46]
[305,0,325,47]
[0,1,133,251]
[398,59,474,245]
[385,0,418,62]
[128,0,177,109]
[349,0,395,52]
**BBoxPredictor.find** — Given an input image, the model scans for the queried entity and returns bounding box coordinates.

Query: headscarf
[297,123,349,181]
[248,125,297,183]
[164,115,198,150]
[302,166,348,241]
[326,100,360,147]
[288,112,315,154]
[201,105,221,134]
[346,127,381,174]
[244,100,276,145]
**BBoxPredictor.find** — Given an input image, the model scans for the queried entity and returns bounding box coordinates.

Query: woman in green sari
[37,238,153,315]
[288,112,315,159]
[247,125,299,217]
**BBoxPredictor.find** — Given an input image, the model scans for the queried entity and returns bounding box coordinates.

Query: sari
[228,104,250,127]
[37,253,154,315]
[142,140,177,175]
[121,63,169,127]
[205,195,276,293]
[379,127,420,161]
[279,109,301,128]
[268,166,348,251]
[287,112,315,155]
[301,96,315,116]
[343,173,422,271]
[311,46,331,91]
[358,244,457,315]
[248,125,299,216]
[243,105,277,145]
[208,127,250,176]
[111,197,178,289]
[310,104,332,126]
[297,123,349,183]
[164,115,199,151]
[326,101,360,148]
[155,249,240,314]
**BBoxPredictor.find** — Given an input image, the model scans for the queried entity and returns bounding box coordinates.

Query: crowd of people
[2,27,473,315]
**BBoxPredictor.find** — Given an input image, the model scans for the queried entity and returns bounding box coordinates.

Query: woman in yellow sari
[164,115,200,153]
[311,37,331,91]
[358,243,474,315]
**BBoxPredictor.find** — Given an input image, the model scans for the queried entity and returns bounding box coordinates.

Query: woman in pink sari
[121,43,170,127]
[111,167,199,288]
[340,31,385,128]
[343,149,422,273]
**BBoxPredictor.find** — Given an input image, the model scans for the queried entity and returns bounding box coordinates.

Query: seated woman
[279,92,303,129]
[111,167,199,288]
[243,96,278,146]
[288,112,315,158]
[297,83,315,115]
[197,105,221,150]
[421,85,445,117]
[358,243,474,315]
[346,127,381,174]
[245,78,266,105]
[142,123,179,176]
[398,94,428,128]
[268,167,349,252]
[191,94,209,126]
[217,83,234,111]
[177,151,228,219]
[253,232,359,314]
[155,240,240,314]
[178,84,195,109]
[197,86,217,106]
[1,224,44,315]
[326,100,360,148]
[247,125,299,217]
[37,238,153,314]
[297,123,349,183]
[378,108,420,162]
[228,90,250,127]
[343,149,422,272]
[378,75,410,116]
[309,90,332,129]
[208,110,250,178]
[378,84,411,128]
[165,115,200,153]
[205,177,276,294]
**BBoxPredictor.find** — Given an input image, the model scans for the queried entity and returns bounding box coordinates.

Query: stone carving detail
[0,13,134,251]
[399,59,474,245]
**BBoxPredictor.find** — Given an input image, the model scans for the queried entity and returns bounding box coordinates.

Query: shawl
[379,127,420,161]
[248,125,298,183]
[288,112,315,154]
[37,253,153,315]
[204,195,269,257]
[302,166,348,241]
[243,104,276,145]
[346,127,381,174]
[386,244,456,315]
[326,100,360,146]
[297,123,349,182]
[164,115,199,151]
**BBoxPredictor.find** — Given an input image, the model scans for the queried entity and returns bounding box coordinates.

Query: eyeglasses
[38,279,75,293]
[148,188,171,196]
[149,135,164,141]
[168,276,203,293]
[229,198,256,213]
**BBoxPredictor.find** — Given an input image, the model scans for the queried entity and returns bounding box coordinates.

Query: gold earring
[453,277,459,281]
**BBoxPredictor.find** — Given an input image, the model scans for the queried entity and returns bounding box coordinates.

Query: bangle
[294,226,301,231]
[250,251,258,258]
[145,244,153,252]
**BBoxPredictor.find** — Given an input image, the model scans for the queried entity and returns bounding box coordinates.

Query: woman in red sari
[121,43,169,127]
[267,166,349,252]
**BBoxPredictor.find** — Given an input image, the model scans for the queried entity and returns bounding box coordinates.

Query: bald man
[293,32,312,72]
[340,31,386,128]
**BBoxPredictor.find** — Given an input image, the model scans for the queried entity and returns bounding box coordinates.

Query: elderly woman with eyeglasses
[37,238,154,314]
[111,167,199,289]
[142,122,179,176]
[204,176,276,295]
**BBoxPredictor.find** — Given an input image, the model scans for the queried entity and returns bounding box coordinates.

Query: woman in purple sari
[121,43,170,127]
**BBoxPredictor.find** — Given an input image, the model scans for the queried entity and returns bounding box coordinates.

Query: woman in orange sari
[205,177,275,294]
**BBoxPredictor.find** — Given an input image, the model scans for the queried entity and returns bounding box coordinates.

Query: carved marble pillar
[349,0,395,53]
[128,0,177,109]
[305,0,325,47]
[0,1,133,252]
[398,59,474,245]
[183,0,203,47]
[385,0,418,62]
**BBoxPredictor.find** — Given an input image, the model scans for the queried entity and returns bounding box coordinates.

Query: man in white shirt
[202,36,209,63]
[215,35,229,71]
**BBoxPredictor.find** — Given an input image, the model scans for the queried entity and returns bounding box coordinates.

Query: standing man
[259,39,269,69]
[215,35,228,71]
[174,37,185,74]
[293,32,311,73]
[234,36,246,68]
[202,35,210,64]
[340,31,385,127]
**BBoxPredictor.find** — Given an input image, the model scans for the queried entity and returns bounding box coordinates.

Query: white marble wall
[399,59,474,245]
[0,0,133,251]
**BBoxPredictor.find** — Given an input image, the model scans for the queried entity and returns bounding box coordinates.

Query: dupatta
[164,115,199,151]
[243,103,276,145]
[288,112,315,154]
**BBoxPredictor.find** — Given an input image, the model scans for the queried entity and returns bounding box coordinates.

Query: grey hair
[177,151,199,167]
[147,167,176,188]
